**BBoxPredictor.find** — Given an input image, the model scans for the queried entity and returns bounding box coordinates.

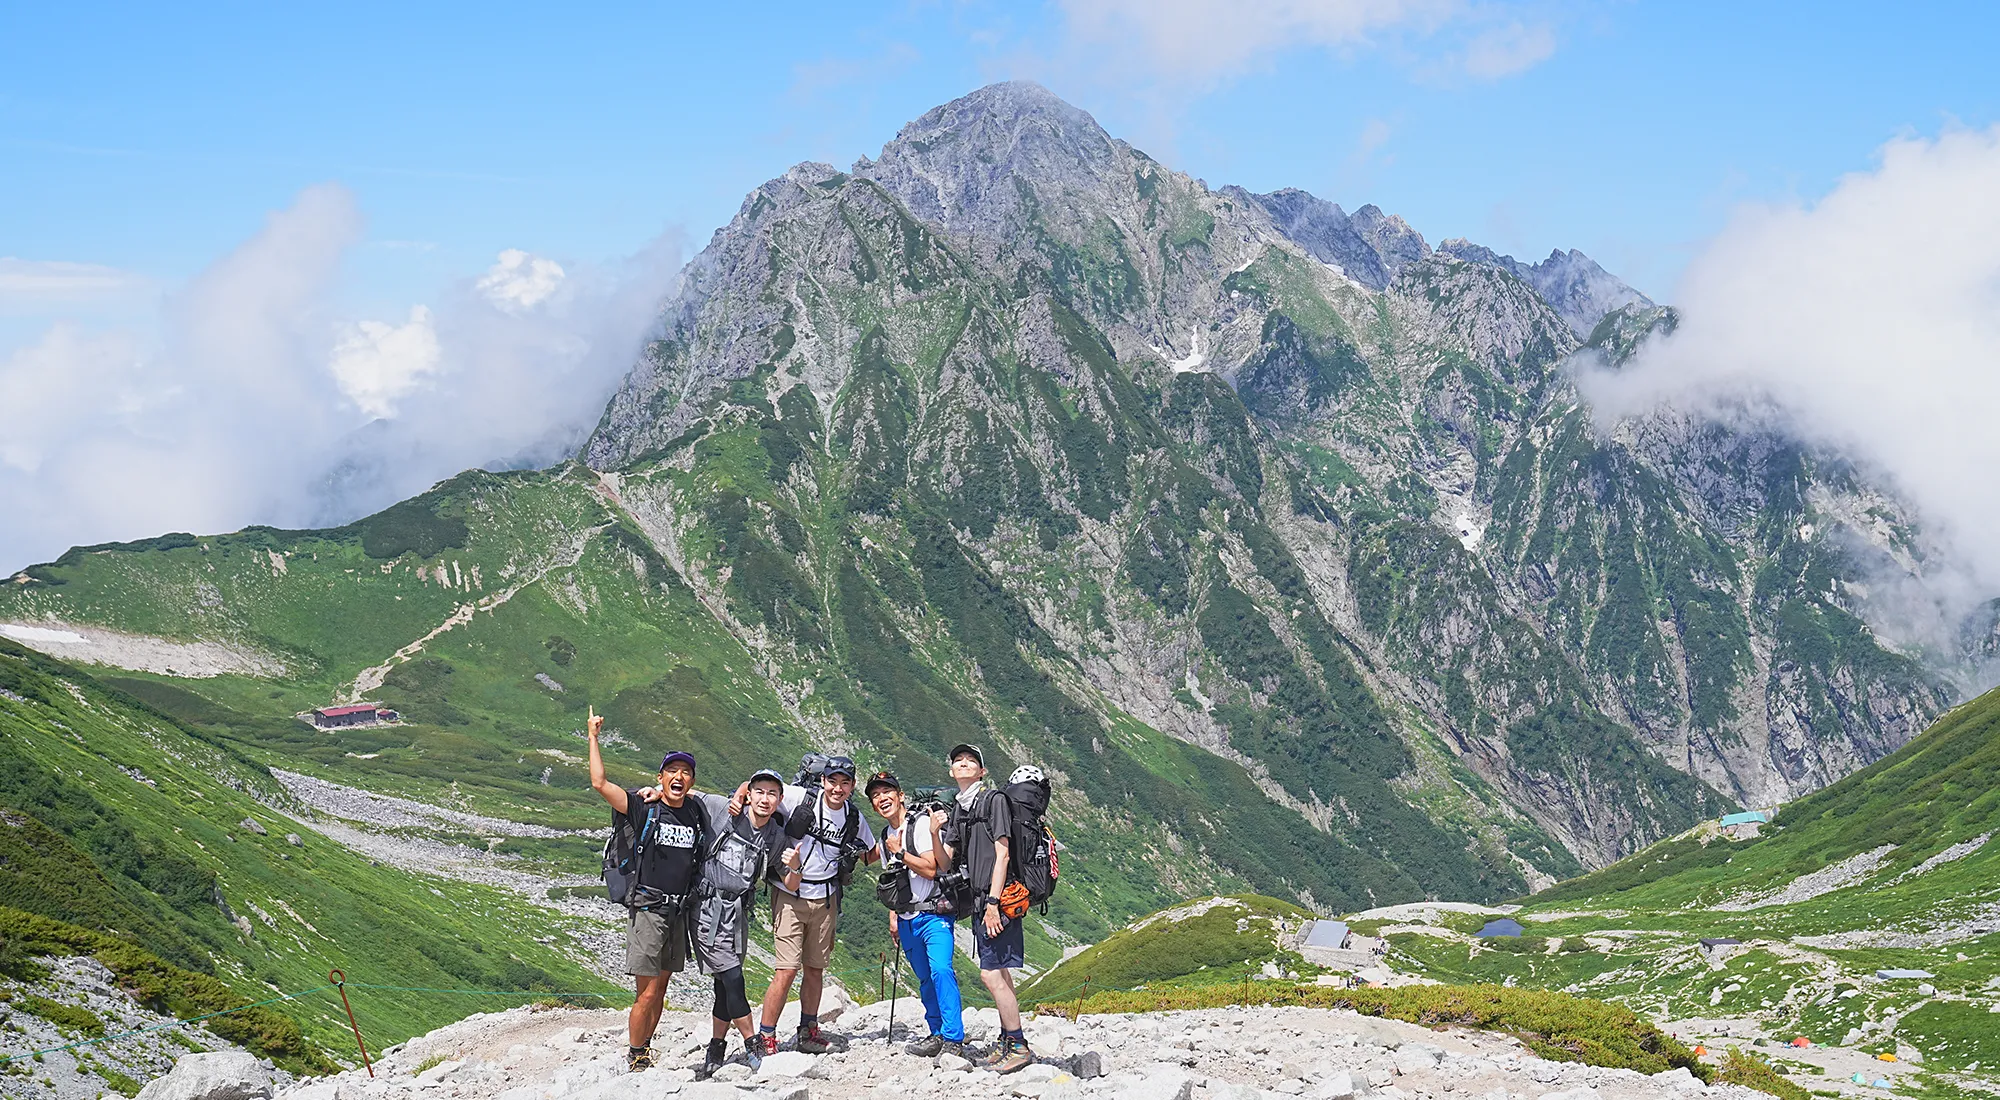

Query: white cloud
[1047,0,1551,89]
[0,259,151,316]
[477,248,566,311]
[0,258,146,299]
[1459,21,1555,79]
[329,305,441,418]
[1580,124,2000,592]
[0,187,684,573]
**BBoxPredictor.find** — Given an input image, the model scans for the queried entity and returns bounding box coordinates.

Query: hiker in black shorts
[946,743,1034,1074]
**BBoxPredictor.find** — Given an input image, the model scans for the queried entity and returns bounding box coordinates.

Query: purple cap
[659,751,697,773]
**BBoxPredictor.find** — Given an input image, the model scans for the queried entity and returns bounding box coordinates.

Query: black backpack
[1001,775,1060,910]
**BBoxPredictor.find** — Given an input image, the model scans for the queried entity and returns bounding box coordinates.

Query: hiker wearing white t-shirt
[731,755,878,1055]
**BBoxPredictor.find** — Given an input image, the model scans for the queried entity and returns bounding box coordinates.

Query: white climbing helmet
[1009,764,1045,786]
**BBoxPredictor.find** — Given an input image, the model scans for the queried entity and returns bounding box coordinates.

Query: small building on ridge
[311,703,398,729]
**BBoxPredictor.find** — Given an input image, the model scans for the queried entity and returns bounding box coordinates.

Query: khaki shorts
[625,907,690,977]
[771,891,838,970]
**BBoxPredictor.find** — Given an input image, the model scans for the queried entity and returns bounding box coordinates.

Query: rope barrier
[343,984,618,997]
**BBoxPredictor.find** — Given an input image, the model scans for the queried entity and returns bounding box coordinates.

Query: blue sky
[5,2,1994,312]
[2,1,1998,571]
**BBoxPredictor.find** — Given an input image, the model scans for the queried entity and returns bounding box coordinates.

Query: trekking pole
[886,939,901,1044]
[328,970,374,1078]
[1072,976,1091,1021]
[877,951,887,1004]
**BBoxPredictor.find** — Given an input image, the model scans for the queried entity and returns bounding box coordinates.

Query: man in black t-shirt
[589,709,704,1072]
[946,743,1033,1074]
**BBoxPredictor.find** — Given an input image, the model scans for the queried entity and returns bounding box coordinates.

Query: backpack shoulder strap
[784,796,815,841]
[624,804,659,871]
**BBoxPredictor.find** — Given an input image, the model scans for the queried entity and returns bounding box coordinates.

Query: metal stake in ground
[329,969,374,1077]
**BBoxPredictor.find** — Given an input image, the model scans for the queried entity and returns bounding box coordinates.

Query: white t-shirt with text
[777,783,877,901]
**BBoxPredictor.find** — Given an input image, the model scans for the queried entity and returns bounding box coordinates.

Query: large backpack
[1001,775,1060,910]
[602,803,658,907]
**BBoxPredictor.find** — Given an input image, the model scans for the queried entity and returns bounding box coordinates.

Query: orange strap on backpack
[997,881,1032,920]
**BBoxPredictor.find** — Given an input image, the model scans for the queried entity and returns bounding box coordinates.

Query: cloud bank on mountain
[1581,123,2000,619]
[0,185,683,573]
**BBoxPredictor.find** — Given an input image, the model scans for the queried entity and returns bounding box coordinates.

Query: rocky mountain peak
[854,80,1124,234]
[1435,238,1653,339]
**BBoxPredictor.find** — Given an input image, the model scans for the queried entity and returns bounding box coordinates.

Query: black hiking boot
[626,1045,654,1073]
[698,1038,727,1079]
[741,1033,764,1071]
[795,1023,833,1054]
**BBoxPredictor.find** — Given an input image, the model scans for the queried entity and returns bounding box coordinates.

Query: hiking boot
[741,1034,764,1071]
[698,1038,727,1079]
[937,1039,967,1060]
[990,1038,1034,1075]
[905,1033,944,1058]
[626,1046,654,1073]
[754,1031,778,1057]
[794,1024,832,1054]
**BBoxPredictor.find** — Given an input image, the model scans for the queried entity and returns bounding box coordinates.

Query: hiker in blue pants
[865,771,966,1057]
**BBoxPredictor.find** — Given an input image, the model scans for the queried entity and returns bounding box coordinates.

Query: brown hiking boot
[795,1023,832,1054]
[626,1046,654,1073]
[991,1038,1034,1075]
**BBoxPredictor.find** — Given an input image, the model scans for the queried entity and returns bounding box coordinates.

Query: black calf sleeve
[712,965,750,1022]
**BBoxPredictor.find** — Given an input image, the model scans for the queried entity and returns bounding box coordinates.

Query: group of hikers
[584,707,1057,1078]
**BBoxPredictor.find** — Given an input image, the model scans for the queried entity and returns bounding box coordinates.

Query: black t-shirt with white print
[620,789,704,897]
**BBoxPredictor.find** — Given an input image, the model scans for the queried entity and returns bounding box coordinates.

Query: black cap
[948,743,983,766]
[824,755,857,779]
[865,770,900,794]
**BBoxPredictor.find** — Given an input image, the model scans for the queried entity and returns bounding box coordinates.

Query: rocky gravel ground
[1,956,292,1100]
[269,770,590,840]
[223,1001,1768,1100]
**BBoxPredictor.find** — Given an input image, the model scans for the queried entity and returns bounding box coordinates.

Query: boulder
[1392,1045,1441,1075]
[1074,1051,1105,1079]
[286,833,303,847]
[1317,1070,1357,1100]
[756,1051,819,1079]
[136,1051,275,1100]
[239,818,267,837]
[1114,1066,1193,1100]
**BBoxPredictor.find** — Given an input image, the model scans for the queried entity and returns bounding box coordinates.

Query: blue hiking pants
[896,911,964,1041]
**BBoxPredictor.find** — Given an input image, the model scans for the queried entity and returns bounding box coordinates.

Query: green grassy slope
[1374,686,2000,1087]
[0,638,619,1053]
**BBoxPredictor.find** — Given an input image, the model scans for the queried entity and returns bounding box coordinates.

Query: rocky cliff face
[583,81,1950,881]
